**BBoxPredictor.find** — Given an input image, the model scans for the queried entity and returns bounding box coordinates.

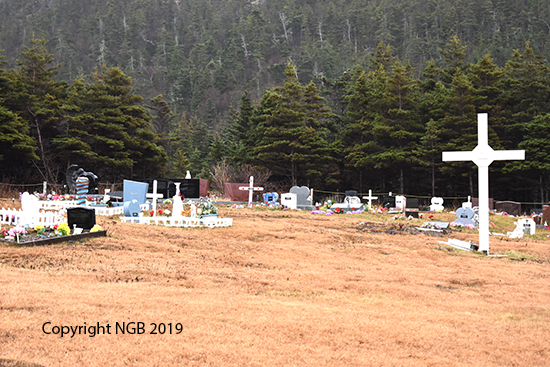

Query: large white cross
[362,189,378,209]
[442,113,525,253]
[239,176,264,207]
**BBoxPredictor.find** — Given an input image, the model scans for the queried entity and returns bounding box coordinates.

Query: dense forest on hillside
[2,0,550,204]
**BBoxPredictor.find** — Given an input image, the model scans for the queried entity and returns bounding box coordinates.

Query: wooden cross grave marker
[362,189,378,209]
[239,176,264,208]
[442,113,525,253]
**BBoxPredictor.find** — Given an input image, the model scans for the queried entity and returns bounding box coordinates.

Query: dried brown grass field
[1,199,549,366]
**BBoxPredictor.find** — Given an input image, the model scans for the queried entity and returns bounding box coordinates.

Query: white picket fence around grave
[38,200,78,210]
[91,203,149,216]
[0,207,61,227]
[37,202,149,216]
[120,215,233,228]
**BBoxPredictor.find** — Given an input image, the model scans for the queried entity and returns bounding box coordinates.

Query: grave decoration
[442,113,525,254]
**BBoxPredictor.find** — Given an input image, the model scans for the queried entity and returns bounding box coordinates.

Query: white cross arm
[239,187,264,191]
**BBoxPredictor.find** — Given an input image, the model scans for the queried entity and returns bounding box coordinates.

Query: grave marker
[362,189,378,209]
[239,176,264,207]
[76,176,89,205]
[495,201,521,216]
[289,186,312,207]
[67,207,96,230]
[442,113,525,253]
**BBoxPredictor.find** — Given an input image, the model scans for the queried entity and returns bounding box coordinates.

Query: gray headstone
[289,186,311,206]
[455,207,476,226]
[67,207,96,230]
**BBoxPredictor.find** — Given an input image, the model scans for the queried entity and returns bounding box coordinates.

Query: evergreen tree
[0,52,38,178]
[6,34,67,182]
[55,66,166,181]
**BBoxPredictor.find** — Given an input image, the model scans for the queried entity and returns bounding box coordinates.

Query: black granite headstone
[67,207,96,230]
[407,198,419,209]
[168,179,200,199]
[382,196,396,208]
[345,190,358,197]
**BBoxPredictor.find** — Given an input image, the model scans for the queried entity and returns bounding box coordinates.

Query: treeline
[2,33,550,203]
[2,0,550,126]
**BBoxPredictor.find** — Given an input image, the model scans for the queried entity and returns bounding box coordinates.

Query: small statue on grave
[190,202,197,218]
[172,182,184,218]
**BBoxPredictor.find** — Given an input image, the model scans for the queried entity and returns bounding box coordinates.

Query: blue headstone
[123,199,141,217]
[123,180,149,204]
[455,207,476,226]
[263,192,279,205]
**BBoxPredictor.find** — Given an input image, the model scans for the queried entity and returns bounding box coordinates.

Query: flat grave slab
[0,230,107,246]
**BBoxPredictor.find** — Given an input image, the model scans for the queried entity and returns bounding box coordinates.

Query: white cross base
[362,189,378,209]
[442,113,525,253]
[239,176,264,207]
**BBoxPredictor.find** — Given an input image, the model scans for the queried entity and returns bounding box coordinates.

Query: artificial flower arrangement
[148,209,172,217]
[198,200,219,218]
[53,223,71,236]
[90,224,103,232]
[449,221,475,230]
[421,222,441,230]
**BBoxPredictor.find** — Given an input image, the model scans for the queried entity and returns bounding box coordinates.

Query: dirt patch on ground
[1,202,549,366]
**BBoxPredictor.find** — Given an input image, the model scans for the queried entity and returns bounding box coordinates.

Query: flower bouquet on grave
[449,221,475,230]
[90,224,103,233]
[8,226,26,243]
[421,222,441,230]
[34,224,46,235]
[0,227,9,238]
[53,223,70,236]
[199,200,219,218]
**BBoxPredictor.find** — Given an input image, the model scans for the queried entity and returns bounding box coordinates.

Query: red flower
[158,209,163,215]
[149,210,155,216]
[428,214,434,219]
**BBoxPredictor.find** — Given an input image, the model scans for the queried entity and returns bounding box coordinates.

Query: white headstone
[518,218,536,235]
[430,197,444,212]
[20,192,40,226]
[395,195,406,210]
[443,113,525,253]
[281,193,297,210]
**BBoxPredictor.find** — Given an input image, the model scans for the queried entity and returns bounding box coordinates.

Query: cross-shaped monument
[239,176,264,208]
[362,189,378,209]
[442,113,525,253]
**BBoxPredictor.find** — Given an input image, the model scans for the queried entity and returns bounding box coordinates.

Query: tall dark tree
[6,34,67,182]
